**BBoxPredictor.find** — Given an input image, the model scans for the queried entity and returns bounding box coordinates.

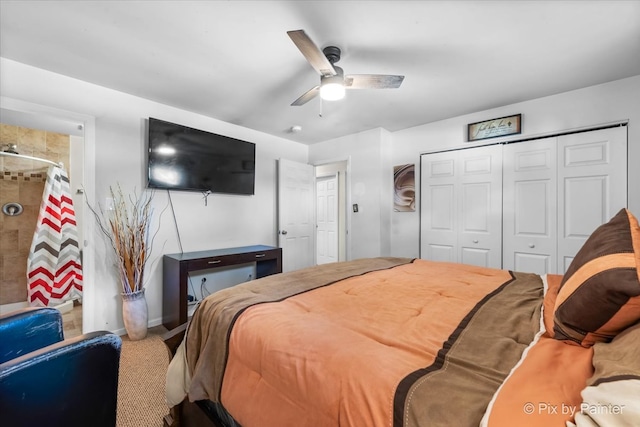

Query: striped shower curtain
[27,165,83,307]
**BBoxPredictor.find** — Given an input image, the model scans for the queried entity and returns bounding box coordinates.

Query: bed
[163,208,640,427]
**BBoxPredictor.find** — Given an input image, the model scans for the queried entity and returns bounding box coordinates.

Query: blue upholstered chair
[0,307,122,427]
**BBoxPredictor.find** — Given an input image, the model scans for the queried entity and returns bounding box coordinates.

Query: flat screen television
[147,118,255,195]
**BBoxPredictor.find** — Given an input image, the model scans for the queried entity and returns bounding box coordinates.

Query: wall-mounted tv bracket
[202,190,212,206]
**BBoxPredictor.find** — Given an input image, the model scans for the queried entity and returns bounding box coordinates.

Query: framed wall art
[393,164,415,212]
[468,114,522,142]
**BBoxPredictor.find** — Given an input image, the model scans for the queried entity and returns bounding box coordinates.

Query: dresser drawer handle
[208,260,222,264]
[255,254,266,258]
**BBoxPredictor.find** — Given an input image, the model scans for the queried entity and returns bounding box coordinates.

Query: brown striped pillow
[553,208,640,347]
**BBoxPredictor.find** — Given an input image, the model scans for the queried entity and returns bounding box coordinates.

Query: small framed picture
[393,164,415,212]
[468,114,522,142]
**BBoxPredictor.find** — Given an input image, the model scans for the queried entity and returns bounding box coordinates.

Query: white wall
[390,75,640,258]
[0,58,308,334]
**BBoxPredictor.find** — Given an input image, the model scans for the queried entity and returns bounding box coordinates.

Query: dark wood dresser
[162,245,282,330]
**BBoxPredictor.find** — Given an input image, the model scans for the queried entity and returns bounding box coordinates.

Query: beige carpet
[117,328,170,427]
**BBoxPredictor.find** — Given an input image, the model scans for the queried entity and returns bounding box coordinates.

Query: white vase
[122,289,148,340]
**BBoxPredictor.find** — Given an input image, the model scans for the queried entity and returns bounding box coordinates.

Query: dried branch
[87,183,157,294]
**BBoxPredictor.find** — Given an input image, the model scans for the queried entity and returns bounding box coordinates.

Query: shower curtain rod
[0,151,63,168]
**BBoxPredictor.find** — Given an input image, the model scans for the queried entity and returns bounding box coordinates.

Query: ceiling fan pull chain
[319,97,323,118]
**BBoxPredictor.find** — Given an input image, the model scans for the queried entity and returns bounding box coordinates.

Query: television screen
[147,118,255,195]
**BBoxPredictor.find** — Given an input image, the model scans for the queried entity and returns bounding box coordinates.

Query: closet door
[557,127,627,272]
[421,151,458,262]
[502,138,558,275]
[421,145,502,268]
[458,145,503,268]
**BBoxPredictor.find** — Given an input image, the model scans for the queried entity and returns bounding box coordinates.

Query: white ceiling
[1,1,639,145]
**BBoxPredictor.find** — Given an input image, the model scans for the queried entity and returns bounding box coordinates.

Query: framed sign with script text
[467,114,522,142]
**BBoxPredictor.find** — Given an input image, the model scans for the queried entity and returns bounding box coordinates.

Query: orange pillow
[553,208,640,347]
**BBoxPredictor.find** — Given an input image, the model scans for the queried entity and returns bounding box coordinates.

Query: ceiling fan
[287,29,405,106]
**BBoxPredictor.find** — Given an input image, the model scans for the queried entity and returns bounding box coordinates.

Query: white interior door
[557,127,627,272]
[316,174,338,264]
[421,126,627,275]
[420,151,458,262]
[502,137,558,275]
[420,145,502,268]
[458,145,503,268]
[278,158,316,272]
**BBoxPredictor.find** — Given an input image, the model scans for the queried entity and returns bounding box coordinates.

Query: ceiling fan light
[320,81,345,101]
[320,66,345,101]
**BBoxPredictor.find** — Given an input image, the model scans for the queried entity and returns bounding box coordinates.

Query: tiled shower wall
[0,123,70,305]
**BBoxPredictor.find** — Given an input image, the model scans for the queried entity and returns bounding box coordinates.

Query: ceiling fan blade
[344,74,405,89]
[291,86,320,106]
[287,30,336,77]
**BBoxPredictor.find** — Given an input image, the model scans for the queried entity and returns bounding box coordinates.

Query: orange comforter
[184,258,563,426]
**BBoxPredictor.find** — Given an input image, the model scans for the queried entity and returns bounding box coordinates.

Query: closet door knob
[528,243,535,248]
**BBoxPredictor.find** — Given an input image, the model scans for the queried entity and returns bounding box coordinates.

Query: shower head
[2,202,24,216]
[3,144,19,154]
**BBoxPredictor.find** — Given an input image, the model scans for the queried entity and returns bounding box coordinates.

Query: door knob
[281,230,288,235]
